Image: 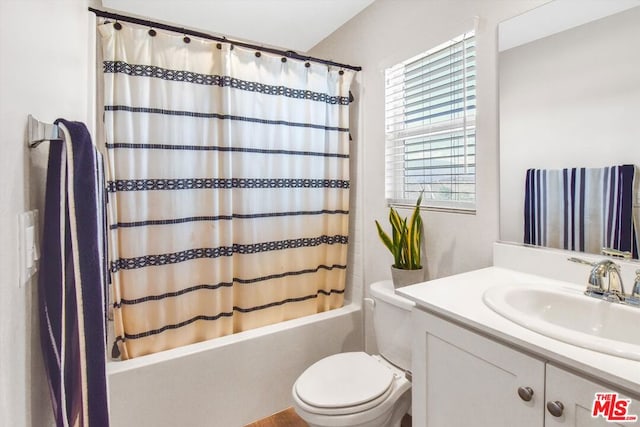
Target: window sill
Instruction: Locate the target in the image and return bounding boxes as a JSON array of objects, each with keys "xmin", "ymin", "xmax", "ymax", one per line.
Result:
[{"xmin": 388, "ymin": 202, "xmax": 476, "ymax": 215}]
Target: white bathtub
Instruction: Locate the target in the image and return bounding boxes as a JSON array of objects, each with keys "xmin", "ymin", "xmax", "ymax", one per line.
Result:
[{"xmin": 107, "ymin": 304, "xmax": 363, "ymax": 427}]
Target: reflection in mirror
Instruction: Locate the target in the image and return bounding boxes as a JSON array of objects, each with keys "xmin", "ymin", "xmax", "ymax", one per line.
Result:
[{"xmin": 498, "ymin": 1, "xmax": 640, "ymax": 258}]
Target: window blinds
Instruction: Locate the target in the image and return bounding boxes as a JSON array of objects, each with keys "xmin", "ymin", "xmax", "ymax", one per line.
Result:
[{"xmin": 384, "ymin": 31, "xmax": 476, "ymax": 211}]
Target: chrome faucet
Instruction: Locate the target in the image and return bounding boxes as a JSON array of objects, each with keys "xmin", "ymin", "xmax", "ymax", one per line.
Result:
[
  {"xmin": 597, "ymin": 260, "xmax": 624, "ymax": 302},
  {"xmin": 568, "ymin": 258, "xmax": 625, "ymax": 302}
]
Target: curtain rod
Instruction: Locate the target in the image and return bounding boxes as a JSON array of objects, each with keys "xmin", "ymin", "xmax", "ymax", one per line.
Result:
[{"xmin": 88, "ymin": 7, "xmax": 362, "ymax": 72}]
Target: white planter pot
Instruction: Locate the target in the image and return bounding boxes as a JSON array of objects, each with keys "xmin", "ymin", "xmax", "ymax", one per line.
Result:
[{"xmin": 391, "ymin": 266, "xmax": 425, "ymax": 288}]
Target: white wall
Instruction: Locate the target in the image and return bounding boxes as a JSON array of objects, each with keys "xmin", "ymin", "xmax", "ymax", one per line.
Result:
[
  {"xmin": 0, "ymin": 1, "xmax": 95, "ymax": 425},
  {"xmin": 499, "ymin": 6, "xmax": 640, "ymax": 244},
  {"xmin": 309, "ymin": 0, "xmax": 548, "ymax": 350}
]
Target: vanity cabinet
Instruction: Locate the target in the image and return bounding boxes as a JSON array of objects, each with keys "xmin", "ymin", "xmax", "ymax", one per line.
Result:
[
  {"xmin": 545, "ymin": 364, "xmax": 638, "ymax": 427},
  {"xmin": 412, "ymin": 309, "xmax": 640, "ymax": 427}
]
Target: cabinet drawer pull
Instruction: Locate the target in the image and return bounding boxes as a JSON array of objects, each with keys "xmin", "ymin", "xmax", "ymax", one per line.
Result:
[
  {"xmin": 517, "ymin": 386, "xmax": 534, "ymax": 402},
  {"xmin": 546, "ymin": 401, "xmax": 564, "ymax": 417}
]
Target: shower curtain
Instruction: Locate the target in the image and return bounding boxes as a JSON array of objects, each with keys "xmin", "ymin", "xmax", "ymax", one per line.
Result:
[{"xmin": 98, "ymin": 22, "xmax": 354, "ymax": 359}]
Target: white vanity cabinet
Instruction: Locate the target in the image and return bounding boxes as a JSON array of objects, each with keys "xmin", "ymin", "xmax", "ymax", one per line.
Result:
[
  {"xmin": 545, "ymin": 364, "xmax": 639, "ymax": 427},
  {"xmin": 412, "ymin": 309, "xmax": 640, "ymax": 427},
  {"xmin": 412, "ymin": 309, "xmax": 544, "ymax": 427}
]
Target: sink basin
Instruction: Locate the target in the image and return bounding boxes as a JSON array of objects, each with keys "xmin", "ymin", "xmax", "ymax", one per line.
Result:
[{"xmin": 483, "ymin": 284, "xmax": 640, "ymax": 360}]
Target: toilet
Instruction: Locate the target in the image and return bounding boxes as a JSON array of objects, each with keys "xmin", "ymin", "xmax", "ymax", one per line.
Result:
[{"xmin": 292, "ymin": 280, "xmax": 415, "ymax": 427}]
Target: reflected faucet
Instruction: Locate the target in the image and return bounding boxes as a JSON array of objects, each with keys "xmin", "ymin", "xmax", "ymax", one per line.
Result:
[{"xmin": 568, "ymin": 258, "xmax": 625, "ymax": 302}]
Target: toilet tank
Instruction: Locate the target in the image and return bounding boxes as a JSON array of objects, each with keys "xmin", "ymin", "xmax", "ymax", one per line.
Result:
[{"xmin": 370, "ymin": 280, "xmax": 415, "ymax": 371}]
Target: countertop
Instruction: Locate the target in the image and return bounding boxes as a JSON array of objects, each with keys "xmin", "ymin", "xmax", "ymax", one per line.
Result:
[{"xmin": 397, "ymin": 266, "xmax": 640, "ymax": 396}]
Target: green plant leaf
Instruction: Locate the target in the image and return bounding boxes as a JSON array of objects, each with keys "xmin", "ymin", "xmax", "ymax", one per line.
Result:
[
  {"xmin": 389, "ymin": 208, "xmax": 403, "ymax": 237},
  {"xmin": 374, "ymin": 220, "xmax": 394, "ymax": 254},
  {"xmin": 407, "ymin": 192, "xmax": 424, "ymax": 269},
  {"xmin": 389, "ymin": 208, "xmax": 404, "ymax": 265},
  {"xmin": 375, "ymin": 192, "xmax": 424, "ymax": 270},
  {"xmin": 409, "ymin": 215, "xmax": 423, "ymax": 269},
  {"xmin": 397, "ymin": 218, "xmax": 408, "ymax": 268}
]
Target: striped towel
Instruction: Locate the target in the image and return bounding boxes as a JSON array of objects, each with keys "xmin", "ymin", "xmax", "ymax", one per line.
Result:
[
  {"xmin": 524, "ymin": 165, "xmax": 638, "ymax": 258},
  {"xmin": 38, "ymin": 119, "xmax": 110, "ymax": 426}
]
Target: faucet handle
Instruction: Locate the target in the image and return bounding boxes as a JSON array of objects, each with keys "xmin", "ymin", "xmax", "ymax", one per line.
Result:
[
  {"xmin": 601, "ymin": 247, "xmax": 633, "ymax": 259},
  {"xmin": 568, "ymin": 257, "xmax": 596, "ymax": 266}
]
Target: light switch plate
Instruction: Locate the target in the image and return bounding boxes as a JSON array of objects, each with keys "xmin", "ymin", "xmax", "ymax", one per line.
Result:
[{"xmin": 18, "ymin": 210, "xmax": 39, "ymax": 287}]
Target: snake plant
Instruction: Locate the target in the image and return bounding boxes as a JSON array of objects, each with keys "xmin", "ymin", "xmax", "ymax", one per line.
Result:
[{"xmin": 374, "ymin": 193, "xmax": 424, "ymax": 270}]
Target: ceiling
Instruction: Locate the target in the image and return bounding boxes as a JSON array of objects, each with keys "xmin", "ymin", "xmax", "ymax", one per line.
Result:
[
  {"xmin": 101, "ymin": 0, "xmax": 376, "ymax": 52},
  {"xmin": 499, "ymin": 0, "xmax": 640, "ymax": 51}
]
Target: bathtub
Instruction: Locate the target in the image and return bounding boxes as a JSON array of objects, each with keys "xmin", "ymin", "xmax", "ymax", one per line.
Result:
[{"xmin": 107, "ymin": 303, "xmax": 363, "ymax": 427}]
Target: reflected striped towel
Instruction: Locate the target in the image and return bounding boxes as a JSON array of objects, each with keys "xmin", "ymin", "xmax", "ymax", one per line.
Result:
[
  {"xmin": 38, "ymin": 119, "xmax": 110, "ymax": 426},
  {"xmin": 524, "ymin": 165, "xmax": 638, "ymax": 258}
]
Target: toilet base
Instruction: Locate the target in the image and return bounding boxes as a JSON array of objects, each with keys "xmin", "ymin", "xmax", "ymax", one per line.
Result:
[{"xmin": 293, "ymin": 388, "xmax": 410, "ymax": 427}]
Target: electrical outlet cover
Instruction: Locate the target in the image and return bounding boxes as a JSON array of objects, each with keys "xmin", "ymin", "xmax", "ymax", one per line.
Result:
[{"xmin": 18, "ymin": 210, "xmax": 39, "ymax": 287}]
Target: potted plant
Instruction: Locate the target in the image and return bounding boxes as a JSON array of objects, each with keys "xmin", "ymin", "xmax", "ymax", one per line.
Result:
[{"xmin": 375, "ymin": 193, "xmax": 425, "ymax": 288}]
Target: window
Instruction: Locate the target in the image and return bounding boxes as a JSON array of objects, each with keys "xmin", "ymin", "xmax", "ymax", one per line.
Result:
[{"xmin": 384, "ymin": 31, "xmax": 476, "ymax": 212}]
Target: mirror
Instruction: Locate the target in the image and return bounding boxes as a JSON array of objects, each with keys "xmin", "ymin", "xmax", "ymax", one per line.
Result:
[{"xmin": 498, "ymin": 0, "xmax": 640, "ymax": 257}]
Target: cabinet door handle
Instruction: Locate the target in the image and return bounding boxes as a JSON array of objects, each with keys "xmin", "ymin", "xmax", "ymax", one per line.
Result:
[
  {"xmin": 546, "ymin": 401, "xmax": 564, "ymax": 417},
  {"xmin": 517, "ymin": 386, "xmax": 534, "ymax": 402}
]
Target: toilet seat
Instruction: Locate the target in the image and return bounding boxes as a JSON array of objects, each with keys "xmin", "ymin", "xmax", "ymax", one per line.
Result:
[{"xmin": 293, "ymin": 352, "xmax": 401, "ymax": 416}]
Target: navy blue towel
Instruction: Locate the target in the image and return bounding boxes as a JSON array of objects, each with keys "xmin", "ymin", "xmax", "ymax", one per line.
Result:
[
  {"xmin": 38, "ymin": 119, "xmax": 110, "ymax": 426},
  {"xmin": 524, "ymin": 165, "xmax": 637, "ymax": 258}
]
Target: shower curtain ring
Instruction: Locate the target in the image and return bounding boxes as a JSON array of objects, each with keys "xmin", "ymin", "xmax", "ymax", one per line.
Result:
[{"xmin": 181, "ymin": 28, "xmax": 191, "ymax": 43}]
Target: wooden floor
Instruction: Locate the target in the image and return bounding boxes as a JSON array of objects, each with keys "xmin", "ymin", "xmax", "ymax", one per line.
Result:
[
  {"xmin": 245, "ymin": 407, "xmax": 412, "ymax": 427},
  {"xmin": 245, "ymin": 408, "xmax": 306, "ymax": 427}
]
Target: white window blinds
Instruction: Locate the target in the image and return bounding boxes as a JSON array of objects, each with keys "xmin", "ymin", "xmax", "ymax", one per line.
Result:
[{"xmin": 384, "ymin": 31, "xmax": 476, "ymax": 212}]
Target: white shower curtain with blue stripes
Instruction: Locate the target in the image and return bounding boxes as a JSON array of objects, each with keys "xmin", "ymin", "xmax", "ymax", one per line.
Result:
[{"xmin": 98, "ymin": 22, "xmax": 354, "ymax": 359}]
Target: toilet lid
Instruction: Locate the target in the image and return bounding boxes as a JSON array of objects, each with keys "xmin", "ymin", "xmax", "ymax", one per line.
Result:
[{"xmin": 294, "ymin": 352, "xmax": 394, "ymax": 409}]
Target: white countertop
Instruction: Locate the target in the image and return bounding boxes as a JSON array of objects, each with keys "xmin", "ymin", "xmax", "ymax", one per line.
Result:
[{"xmin": 397, "ymin": 265, "xmax": 640, "ymax": 396}]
